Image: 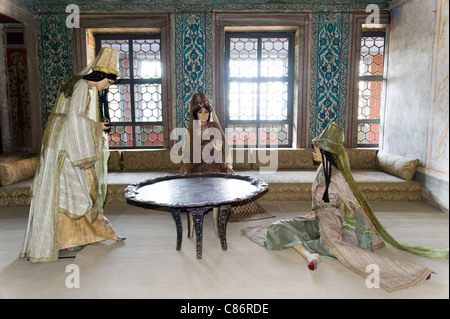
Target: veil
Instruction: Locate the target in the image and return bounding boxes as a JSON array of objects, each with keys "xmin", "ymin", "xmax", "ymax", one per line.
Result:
[
  {"xmin": 313, "ymin": 122, "xmax": 448, "ymax": 259},
  {"xmin": 333, "ymin": 145, "xmax": 448, "ymax": 259},
  {"xmin": 181, "ymin": 93, "xmax": 232, "ymax": 174}
]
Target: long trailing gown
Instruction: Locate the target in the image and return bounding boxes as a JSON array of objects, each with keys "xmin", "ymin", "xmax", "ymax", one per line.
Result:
[
  {"xmin": 242, "ymin": 167, "xmax": 433, "ymax": 292},
  {"xmin": 20, "ymin": 79, "xmax": 118, "ymax": 262}
]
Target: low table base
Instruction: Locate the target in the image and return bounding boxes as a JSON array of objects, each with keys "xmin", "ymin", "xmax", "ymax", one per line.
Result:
[{"xmin": 171, "ymin": 204, "xmax": 231, "ymax": 259}]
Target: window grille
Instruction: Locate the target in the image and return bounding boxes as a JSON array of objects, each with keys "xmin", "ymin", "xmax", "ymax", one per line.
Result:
[
  {"xmin": 96, "ymin": 35, "xmax": 163, "ymax": 148},
  {"xmin": 357, "ymin": 31, "xmax": 385, "ymax": 147},
  {"xmin": 225, "ymin": 33, "xmax": 294, "ymax": 148}
]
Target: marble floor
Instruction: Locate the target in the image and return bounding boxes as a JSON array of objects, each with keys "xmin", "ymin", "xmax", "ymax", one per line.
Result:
[{"xmin": 0, "ymin": 201, "xmax": 448, "ymax": 300}]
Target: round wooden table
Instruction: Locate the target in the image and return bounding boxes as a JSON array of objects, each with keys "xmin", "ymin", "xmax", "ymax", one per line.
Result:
[{"xmin": 125, "ymin": 172, "xmax": 268, "ymax": 259}]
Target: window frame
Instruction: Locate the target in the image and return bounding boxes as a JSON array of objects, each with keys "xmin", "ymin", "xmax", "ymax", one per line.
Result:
[
  {"xmin": 224, "ymin": 31, "xmax": 295, "ymax": 148},
  {"xmin": 357, "ymin": 30, "xmax": 386, "ymax": 148},
  {"xmin": 95, "ymin": 33, "xmax": 164, "ymax": 149}
]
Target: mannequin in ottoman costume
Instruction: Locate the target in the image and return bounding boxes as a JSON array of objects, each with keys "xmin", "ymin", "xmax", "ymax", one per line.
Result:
[
  {"xmin": 180, "ymin": 93, "xmax": 270, "ymax": 231},
  {"xmin": 20, "ymin": 47, "xmax": 125, "ymax": 263},
  {"xmin": 242, "ymin": 123, "xmax": 448, "ymax": 292}
]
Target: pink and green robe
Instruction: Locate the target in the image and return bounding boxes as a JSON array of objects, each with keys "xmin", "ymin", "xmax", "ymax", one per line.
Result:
[{"xmin": 242, "ymin": 168, "xmax": 433, "ymax": 292}]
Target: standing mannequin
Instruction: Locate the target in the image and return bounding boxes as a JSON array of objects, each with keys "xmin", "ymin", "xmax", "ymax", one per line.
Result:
[{"xmin": 20, "ymin": 48, "xmax": 125, "ymax": 262}]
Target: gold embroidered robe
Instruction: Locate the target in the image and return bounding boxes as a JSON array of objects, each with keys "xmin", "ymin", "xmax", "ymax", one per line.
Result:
[{"xmin": 20, "ymin": 79, "xmax": 116, "ymax": 262}]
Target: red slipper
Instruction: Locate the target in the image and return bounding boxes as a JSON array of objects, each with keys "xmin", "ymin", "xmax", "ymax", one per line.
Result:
[
  {"xmin": 307, "ymin": 254, "xmax": 320, "ymax": 271},
  {"xmin": 308, "ymin": 259, "xmax": 318, "ymax": 270}
]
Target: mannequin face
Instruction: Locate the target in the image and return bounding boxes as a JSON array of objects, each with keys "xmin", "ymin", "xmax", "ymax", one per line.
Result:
[
  {"xmin": 197, "ymin": 107, "xmax": 210, "ymax": 124},
  {"xmin": 88, "ymin": 78, "xmax": 115, "ymax": 91},
  {"xmin": 313, "ymin": 146, "xmax": 322, "ymax": 162}
]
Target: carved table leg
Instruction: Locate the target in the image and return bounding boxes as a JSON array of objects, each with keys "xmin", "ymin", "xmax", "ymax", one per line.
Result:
[
  {"xmin": 212, "ymin": 207, "xmax": 219, "ymax": 238},
  {"xmin": 187, "ymin": 213, "xmax": 194, "ymax": 239},
  {"xmin": 186, "ymin": 207, "xmax": 211, "ymax": 259},
  {"xmin": 171, "ymin": 208, "xmax": 182, "ymax": 251},
  {"xmin": 218, "ymin": 204, "xmax": 231, "ymax": 251}
]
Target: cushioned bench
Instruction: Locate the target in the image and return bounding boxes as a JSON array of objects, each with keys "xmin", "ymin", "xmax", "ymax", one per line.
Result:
[{"xmin": 0, "ymin": 148, "xmax": 421, "ymax": 207}]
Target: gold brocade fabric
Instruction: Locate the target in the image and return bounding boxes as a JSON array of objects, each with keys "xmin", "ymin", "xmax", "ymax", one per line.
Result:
[
  {"xmin": 19, "ymin": 49, "xmax": 120, "ymax": 262},
  {"xmin": 0, "ymin": 156, "xmax": 38, "ymax": 186},
  {"xmin": 58, "ymin": 210, "xmax": 116, "ymax": 250},
  {"xmin": 58, "ymin": 168, "xmax": 116, "ymax": 250}
]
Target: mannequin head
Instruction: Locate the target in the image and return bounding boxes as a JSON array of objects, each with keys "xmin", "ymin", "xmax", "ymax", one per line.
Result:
[{"xmin": 193, "ymin": 106, "xmax": 211, "ymax": 123}]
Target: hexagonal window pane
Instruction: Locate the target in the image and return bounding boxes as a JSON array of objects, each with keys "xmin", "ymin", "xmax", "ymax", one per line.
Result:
[
  {"xmin": 259, "ymin": 124, "xmax": 289, "ymax": 146},
  {"xmin": 108, "ymin": 84, "xmax": 132, "ymax": 122},
  {"xmin": 229, "ymin": 38, "xmax": 258, "ymax": 78},
  {"xmin": 99, "ymin": 35, "xmax": 164, "ymax": 148},
  {"xmin": 357, "ymin": 122, "xmax": 380, "ymax": 145},
  {"xmin": 358, "ymin": 81, "xmax": 382, "ymax": 120},
  {"xmin": 134, "ymin": 84, "xmax": 162, "ymax": 122},
  {"xmin": 261, "ymin": 37, "xmax": 289, "ymax": 77},
  {"xmin": 133, "ymin": 39, "xmax": 161, "ymax": 79},
  {"xmin": 359, "ymin": 36, "xmax": 384, "ymax": 76},
  {"xmin": 226, "ymin": 124, "xmax": 257, "ymax": 147}
]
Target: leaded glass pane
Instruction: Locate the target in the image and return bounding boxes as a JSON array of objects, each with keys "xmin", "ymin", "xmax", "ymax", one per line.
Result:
[
  {"xmin": 108, "ymin": 84, "xmax": 131, "ymax": 122},
  {"xmin": 259, "ymin": 124, "xmax": 289, "ymax": 146},
  {"xmin": 109, "ymin": 125, "xmax": 134, "ymax": 147},
  {"xmin": 260, "ymin": 82, "xmax": 288, "ymax": 121},
  {"xmin": 100, "ymin": 35, "xmax": 164, "ymax": 148},
  {"xmin": 134, "ymin": 84, "xmax": 162, "ymax": 122},
  {"xmin": 101, "ymin": 39, "xmax": 130, "ymax": 79},
  {"xmin": 358, "ymin": 81, "xmax": 382, "ymax": 120},
  {"xmin": 357, "ymin": 122, "xmax": 380, "ymax": 145},
  {"xmin": 227, "ymin": 124, "xmax": 257, "ymax": 147},
  {"xmin": 228, "ymin": 82, "xmax": 258, "ymax": 121},
  {"xmin": 133, "ymin": 39, "xmax": 161, "ymax": 79},
  {"xmin": 360, "ymin": 36, "xmax": 384, "ymax": 76},
  {"xmin": 357, "ymin": 31, "xmax": 385, "ymax": 147},
  {"xmin": 226, "ymin": 33, "xmax": 293, "ymax": 147},
  {"xmin": 135, "ymin": 125, "xmax": 164, "ymax": 147},
  {"xmin": 229, "ymin": 38, "xmax": 258, "ymax": 78},
  {"xmin": 261, "ymin": 37, "xmax": 289, "ymax": 77}
]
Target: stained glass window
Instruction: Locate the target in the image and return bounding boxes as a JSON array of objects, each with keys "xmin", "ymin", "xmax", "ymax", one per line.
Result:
[
  {"xmin": 225, "ymin": 33, "xmax": 294, "ymax": 147},
  {"xmin": 358, "ymin": 32, "xmax": 385, "ymax": 147},
  {"xmin": 96, "ymin": 35, "xmax": 163, "ymax": 148}
]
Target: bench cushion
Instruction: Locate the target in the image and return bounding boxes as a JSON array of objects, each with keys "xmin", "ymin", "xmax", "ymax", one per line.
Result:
[
  {"xmin": 0, "ymin": 156, "xmax": 38, "ymax": 187},
  {"xmin": 253, "ymin": 149, "xmax": 315, "ymax": 170},
  {"xmin": 122, "ymin": 149, "xmax": 181, "ymax": 171},
  {"xmin": 375, "ymin": 151, "xmax": 419, "ymax": 181},
  {"xmin": 346, "ymin": 148, "xmax": 378, "ymax": 169},
  {"xmin": 0, "ymin": 148, "xmax": 423, "ymax": 206}
]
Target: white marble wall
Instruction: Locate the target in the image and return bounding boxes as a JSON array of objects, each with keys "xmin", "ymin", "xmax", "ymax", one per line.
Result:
[{"xmin": 385, "ymin": 0, "xmax": 449, "ymax": 210}]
